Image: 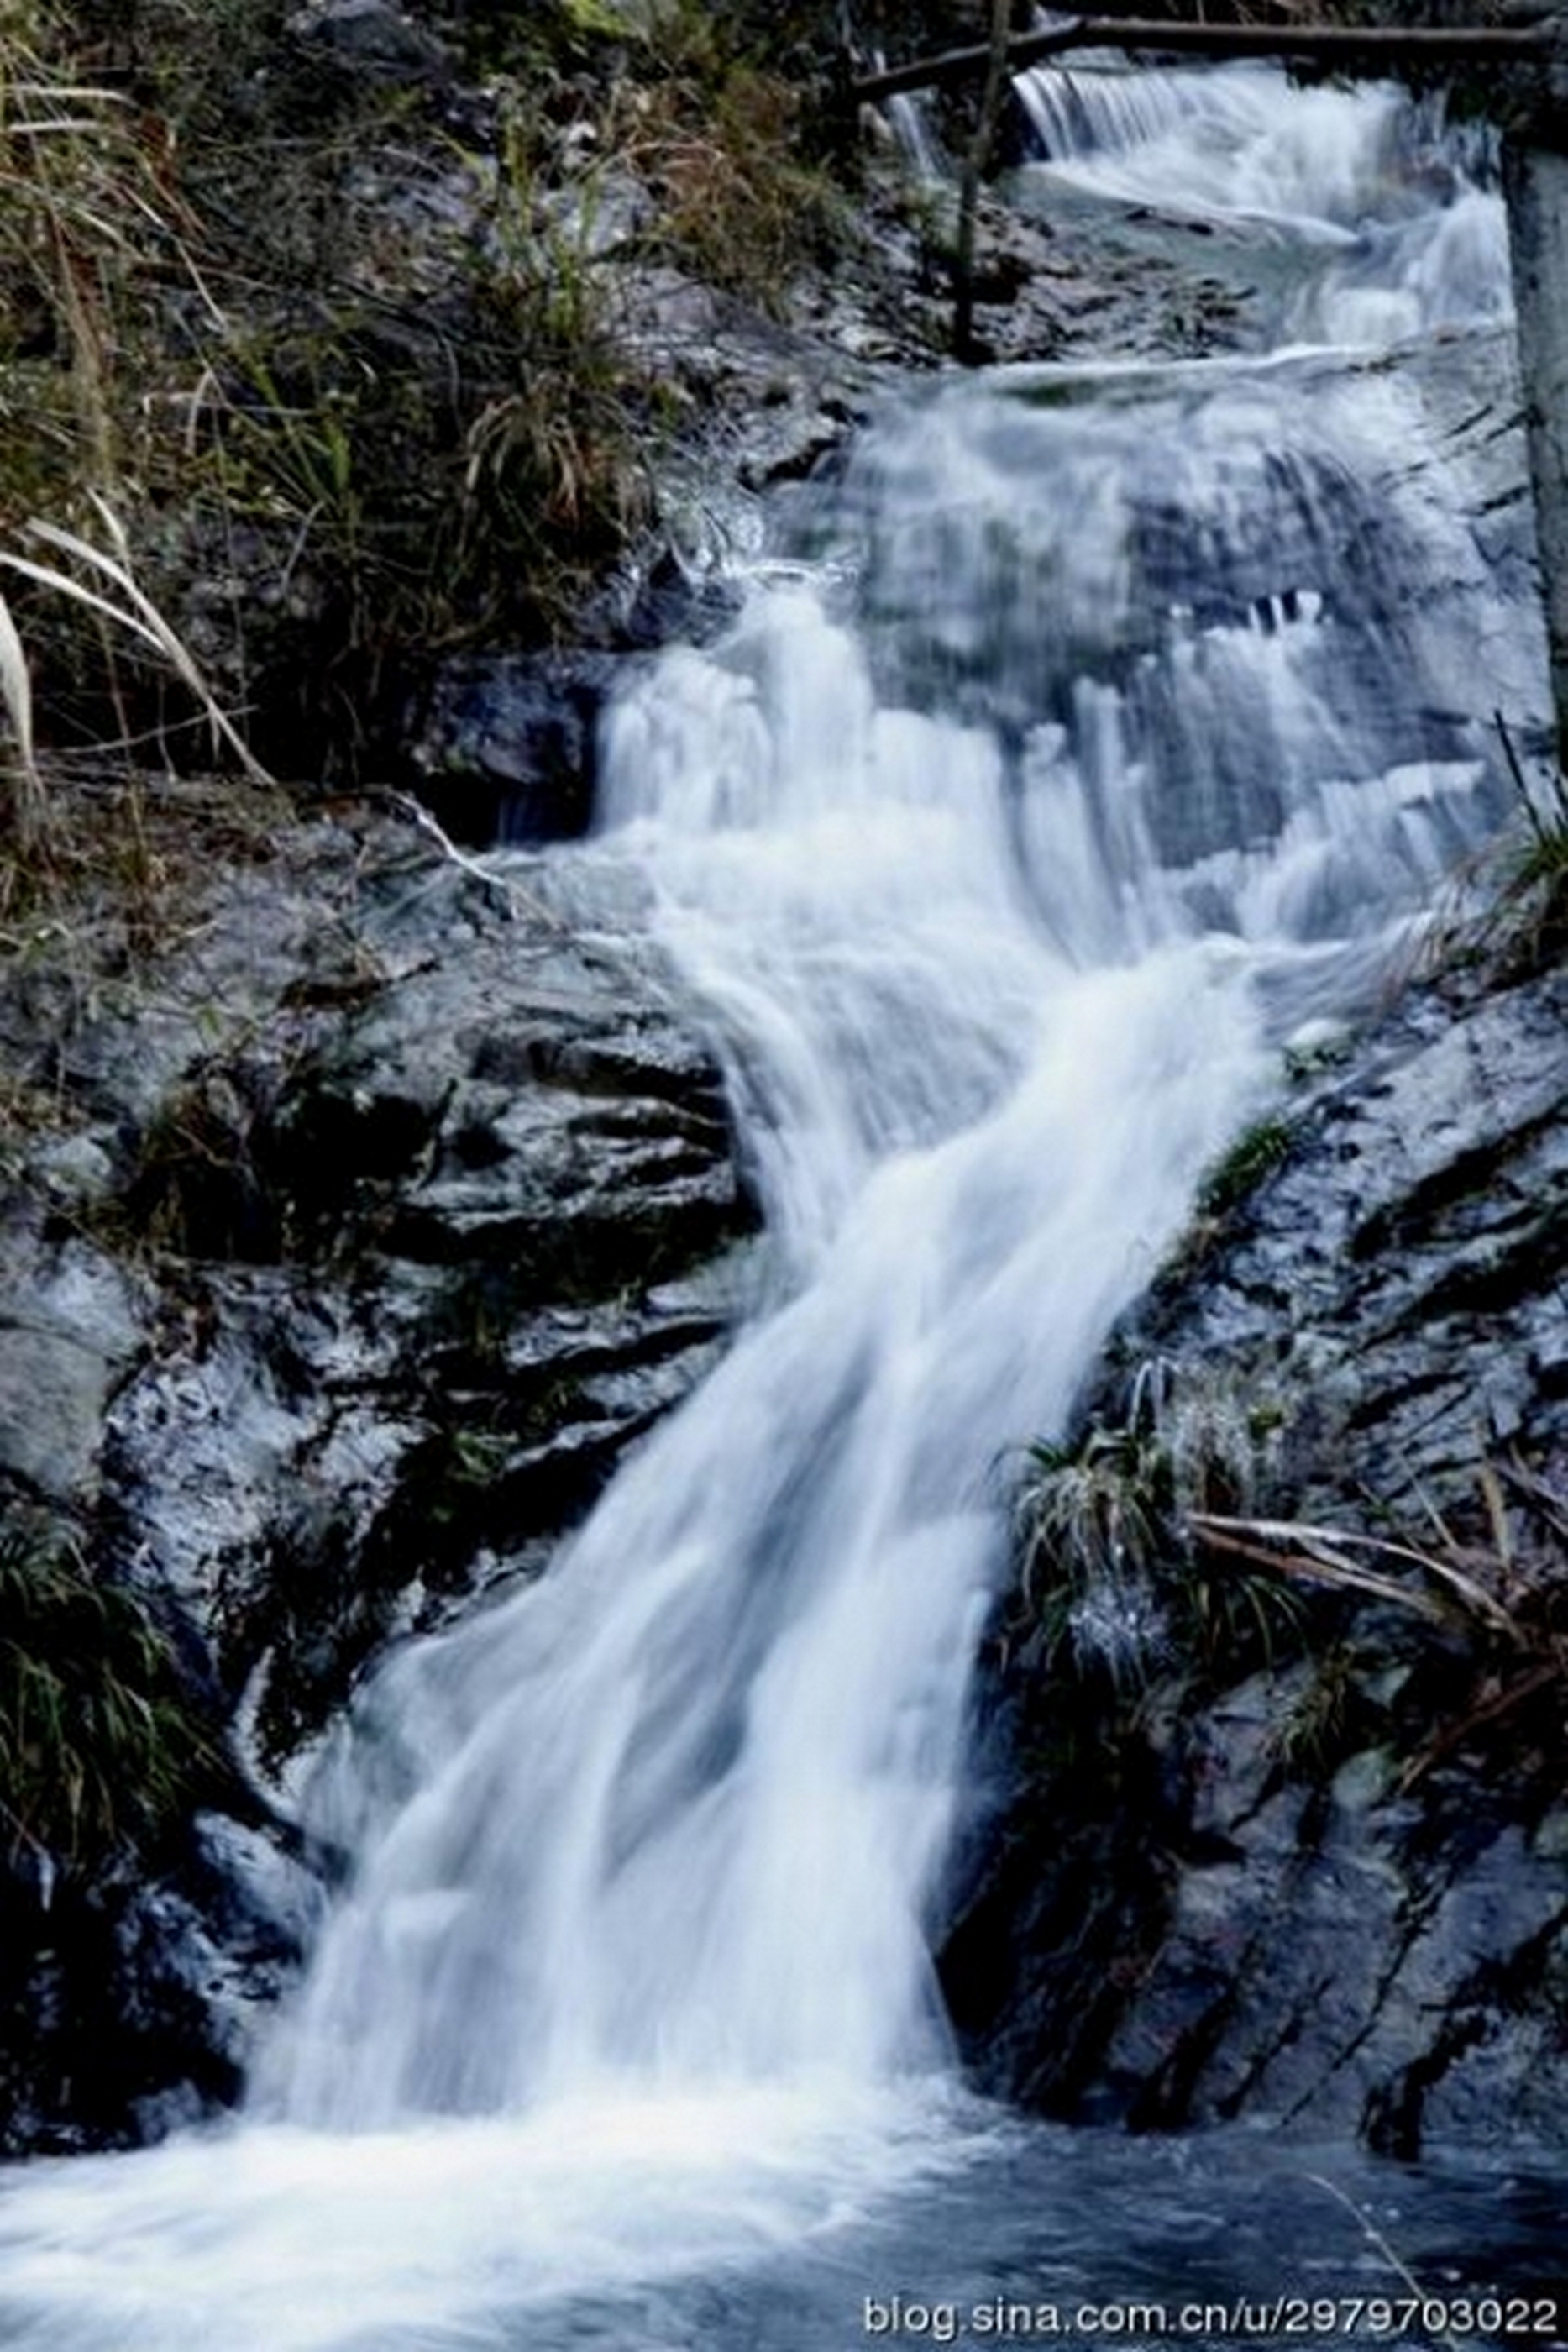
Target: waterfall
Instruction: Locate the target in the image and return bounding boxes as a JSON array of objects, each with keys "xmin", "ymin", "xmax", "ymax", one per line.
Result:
[
  {"xmin": 1014, "ymin": 55, "xmax": 1510, "ymax": 344},
  {"xmin": 260, "ymin": 310, "xmax": 1538, "ymax": 2134},
  {"xmin": 0, "ymin": 63, "xmax": 1548, "ymax": 2352},
  {"xmin": 263, "ymin": 612, "xmax": 1277, "ymax": 2129}
]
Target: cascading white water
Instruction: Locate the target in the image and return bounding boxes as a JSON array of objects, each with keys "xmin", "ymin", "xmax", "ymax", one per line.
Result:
[
  {"xmin": 1014, "ymin": 55, "xmax": 1508, "ymax": 343},
  {"xmin": 260, "ymin": 333, "xmax": 1537, "ymax": 2139},
  {"xmin": 263, "ymin": 600, "xmax": 1281, "ymax": 2134},
  {"xmin": 0, "ymin": 64, "xmax": 1550, "ymax": 2352}
]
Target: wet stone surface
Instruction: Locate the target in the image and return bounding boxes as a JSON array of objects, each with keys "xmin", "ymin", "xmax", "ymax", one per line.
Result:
[
  {"xmin": 0, "ymin": 806, "xmax": 753, "ymax": 2151},
  {"xmin": 941, "ymin": 962, "xmax": 1568, "ymax": 2159}
]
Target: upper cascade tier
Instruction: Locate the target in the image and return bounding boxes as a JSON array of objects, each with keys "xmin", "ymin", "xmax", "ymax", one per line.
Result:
[{"xmin": 1014, "ymin": 55, "xmax": 1508, "ymax": 343}]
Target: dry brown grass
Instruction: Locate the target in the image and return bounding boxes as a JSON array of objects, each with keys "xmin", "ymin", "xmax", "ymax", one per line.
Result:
[{"xmin": 1190, "ymin": 1457, "xmax": 1568, "ymax": 1788}]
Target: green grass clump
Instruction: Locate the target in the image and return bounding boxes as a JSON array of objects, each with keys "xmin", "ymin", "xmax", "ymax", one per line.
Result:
[
  {"xmin": 1195, "ymin": 1115, "xmax": 1295, "ymax": 1221},
  {"xmin": 1015, "ymin": 1368, "xmax": 1301, "ymax": 1689},
  {"xmin": 0, "ymin": 1513, "xmax": 214, "ymax": 1875}
]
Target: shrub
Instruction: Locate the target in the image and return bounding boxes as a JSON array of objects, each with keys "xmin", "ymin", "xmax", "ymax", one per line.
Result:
[{"xmin": 3, "ymin": 0, "xmax": 857, "ymax": 785}]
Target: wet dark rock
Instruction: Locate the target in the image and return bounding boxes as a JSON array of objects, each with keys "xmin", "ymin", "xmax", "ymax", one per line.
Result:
[
  {"xmin": 615, "ymin": 549, "xmax": 747, "ymax": 653},
  {"xmin": 406, "ymin": 553, "xmax": 758, "ymax": 849},
  {"xmin": 943, "ymin": 961, "xmax": 1568, "ymax": 2156},
  {"xmin": 408, "ymin": 653, "xmax": 624, "ymax": 848},
  {"xmin": 1125, "ymin": 969, "xmax": 1568, "ymax": 1510},
  {"xmin": 0, "ymin": 805, "xmax": 752, "ymax": 2151},
  {"xmin": 94, "ymin": 827, "xmax": 754, "ymax": 1762},
  {"xmin": 0, "ymin": 1879, "xmax": 220, "ymax": 2155},
  {"xmin": 286, "ymin": 0, "xmax": 450, "ymax": 84},
  {"xmin": 0, "ymin": 1226, "xmax": 144, "ymax": 1504}
]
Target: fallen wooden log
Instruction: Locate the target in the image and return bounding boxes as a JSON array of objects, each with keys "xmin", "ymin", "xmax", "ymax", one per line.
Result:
[{"xmin": 850, "ymin": 17, "xmax": 1555, "ymax": 107}]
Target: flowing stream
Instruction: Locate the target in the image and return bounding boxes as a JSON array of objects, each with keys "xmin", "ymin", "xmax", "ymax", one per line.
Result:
[{"xmin": 0, "ymin": 60, "xmax": 1560, "ymax": 2352}]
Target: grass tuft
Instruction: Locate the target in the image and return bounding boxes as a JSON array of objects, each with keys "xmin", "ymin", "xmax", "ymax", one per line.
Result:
[
  {"xmin": 1015, "ymin": 1365, "xmax": 1301, "ymax": 1687},
  {"xmin": 1195, "ymin": 1114, "xmax": 1296, "ymax": 1221},
  {"xmin": 0, "ymin": 1509, "xmax": 216, "ymax": 1877},
  {"xmin": 0, "ymin": 581, "xmax": 47, "ymax": 848},
  {"xmin": 3, "ymin": 503, "xmax": 275, "ymax": 787}
]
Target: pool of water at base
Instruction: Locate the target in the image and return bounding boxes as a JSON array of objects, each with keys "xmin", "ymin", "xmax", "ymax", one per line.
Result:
[
  {"xmin": 439, "ymin": 2121, "xmax": 1567, "ymax": 2352},
  {"xmin": 3, "ymin": 2096, "xmax": 1563, "ymax": 2350}
]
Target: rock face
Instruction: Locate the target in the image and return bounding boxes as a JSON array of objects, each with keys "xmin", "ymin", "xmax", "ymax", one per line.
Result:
[
  {"xmin": 941, "ymin": 958, "xmax": 1568, "ymax": 2158},
  {"xmin": 0, "ymin": 803, "xmax": 753, "ymax": 2152}
]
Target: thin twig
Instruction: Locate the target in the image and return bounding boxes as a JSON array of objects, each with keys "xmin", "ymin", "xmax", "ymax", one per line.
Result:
[
  {"xmin": 1397, "ymin": 1661, "xmax": 1562, "ymax": 1794},
  {"xmin": 1190, "ymin": 1513, "xmax": 1525, "ymax": 1637},
  {"xmin": 378, "ymin": 790, "xmax": 568, "ymax": 932},
  {"xmin": 1495, "ymin": 708, "xmax": 1550, "ymax": 847},
  {"xmin": 1190, "ymin": 1517, "xmax": 1454, "ymax": 1626},
  {"xmin": 1304, "ymin": 2176, "xmax": 1462, "ymax": 2352}
]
